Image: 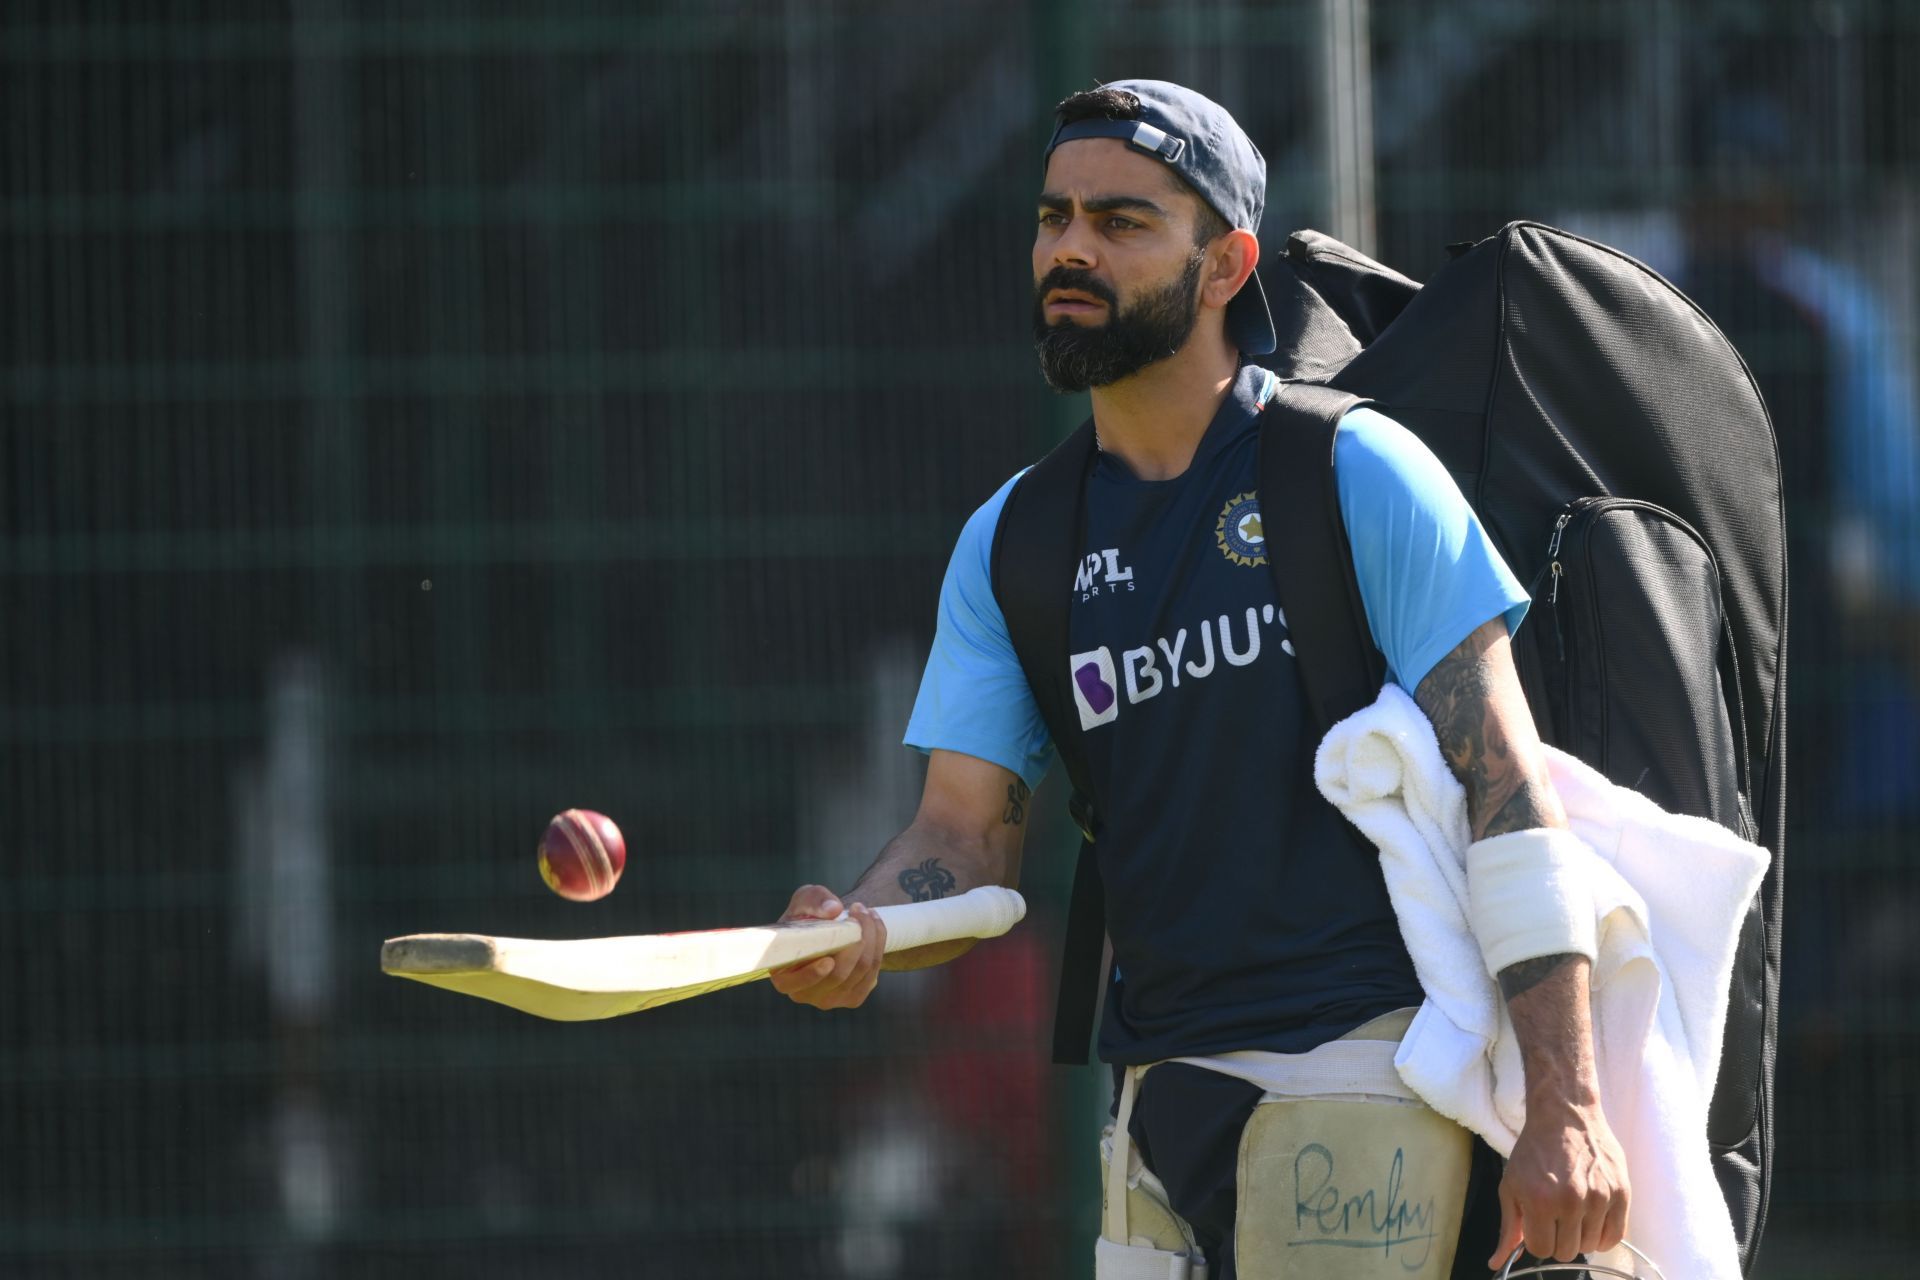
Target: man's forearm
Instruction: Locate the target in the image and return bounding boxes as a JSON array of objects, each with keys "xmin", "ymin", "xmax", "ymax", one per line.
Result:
[
  {"xmin": 843, "ymin": 811, "xmax": 1020, "ymax": 971},
  {"xmin": 1414, "ymin": 620, "xmax": 1567, "ymax": 841},
  {"xmin": 1492, "ymin": 949, "xmax": 1627, "ymax": 1264},
  {"xmin": 1415, "ymin": 622, "xmax": 1597, "ymax": 1107},
  {"xmin": 1501, "ymin": 953, "xmax": 1601, "ymax": 1109}
]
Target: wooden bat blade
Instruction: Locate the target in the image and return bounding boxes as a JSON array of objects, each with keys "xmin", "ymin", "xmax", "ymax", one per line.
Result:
[
  {"xmin": 380, "ymin": 917, "xmax": 859, "ymax": 1021},
  {"xmin": 380, "ymin": 886, "xmax": 1025, "ymax": 1021}
]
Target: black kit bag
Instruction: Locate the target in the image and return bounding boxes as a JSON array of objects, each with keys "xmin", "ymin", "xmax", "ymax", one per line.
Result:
[{"xmin": 992, "ymin": 222, "xmax": 1786, "ymax": 1273}]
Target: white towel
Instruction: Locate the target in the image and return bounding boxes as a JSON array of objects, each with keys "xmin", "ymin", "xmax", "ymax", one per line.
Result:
[{"xmin": 1315, "ymin": 683, "xmax": 1768, "ymax": 1280}]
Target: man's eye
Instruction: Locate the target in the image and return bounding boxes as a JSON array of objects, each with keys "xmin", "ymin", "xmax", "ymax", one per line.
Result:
[
  {"xmin": 1039, "ymin": 212, "xmax": 1067, "ymax": 226},
  {"xmin": 1107, "ymin": 217, "xmax": 1138, "ymax": 230}
]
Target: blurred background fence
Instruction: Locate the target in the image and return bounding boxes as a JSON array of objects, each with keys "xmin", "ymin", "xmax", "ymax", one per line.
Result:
[{"xmin": 3, "ymin": 2, "xmax": 1917, "ymax": 1276}]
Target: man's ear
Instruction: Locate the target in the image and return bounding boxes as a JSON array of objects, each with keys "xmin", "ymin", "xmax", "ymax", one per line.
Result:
[{"xmin": 1201, "ymin": 228, "xmax": 1261, "ymax": 311}]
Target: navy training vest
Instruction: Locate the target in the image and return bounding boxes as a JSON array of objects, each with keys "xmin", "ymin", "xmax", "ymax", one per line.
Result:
[{"xmin": 1056, "ymin": 364, "xmax": 1420, "ymax": 1064}]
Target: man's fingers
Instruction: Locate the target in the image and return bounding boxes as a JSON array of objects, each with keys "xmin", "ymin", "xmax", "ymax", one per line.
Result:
[
  {"xmin": 1597, "ymin": 1187, "xmax": 1630, "ymax": 1254},
  {"xmin": 825, "ymin": 921, "xmax": 865, "ymax": 986},
  {"xmin": 1494, "ymin": 1100, "xmax": 1629, "ymax": 1269},
  {"xmin": 860, "ymin": 904, "xmax": 887, "ymax": 972},
  {"xmin": 768, "ymin": 956, "xmax": 835, "ymax": 995},
  {"xmin": 780, "ymin": 884, "xmax": 845, "ymax": 922},
  {"xmin": 1578, "ymin": 1191, "xmax": 1611, "ymax": 1257},
  {"xmin": 1488, "ymin": 1188, "xmax": 1524, "ymax": 1271},
  {"xmin": 774, "ymin": 952, "xmax": 852, "ymax": 1005},
  {"xmin": 772, "ymin": 902, "xmax": 888, "ymax": 1009},
  {"xmin": 1524, "ymin": 1214, "xmax": 1560, "ymax": 1267},
  {"xmin": 1566, "ymin": 1181, "xmax": 1623, "ymax": 1261},
  {"xmin": 1549, "ymin": 1210, "xmax": 1581, "ymax": 1263},
  {"xmin": 862, "ymin": 909, "xmax": 887, "ymax": 1001},
  {"xmin": 1492, "ymin": 1167, "xmax": 1628, "ymax": 1269},
  {"xmin": 832, "ymin": 905, "xmax": 884, "ymax": 1009},
  {"xmin": 1511, "ymin": 1184, "xmax": 1560, "ymax": 1265}
]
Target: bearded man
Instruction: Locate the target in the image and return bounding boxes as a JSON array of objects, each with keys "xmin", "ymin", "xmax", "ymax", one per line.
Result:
[{"xmin": 773, "ymin": 80, "xmax": 1629, "ymax": 1280}]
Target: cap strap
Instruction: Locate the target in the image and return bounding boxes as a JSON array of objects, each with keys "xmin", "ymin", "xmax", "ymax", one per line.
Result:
[{"xmin": 1045, "ymin": 118, "xmax": 1187, "ymax": 165}]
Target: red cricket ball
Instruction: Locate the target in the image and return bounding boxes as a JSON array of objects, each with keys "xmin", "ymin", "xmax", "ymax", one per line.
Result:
[{"xmin": 538, "ymin": 809, "xmax": 627, "ymax": 902}]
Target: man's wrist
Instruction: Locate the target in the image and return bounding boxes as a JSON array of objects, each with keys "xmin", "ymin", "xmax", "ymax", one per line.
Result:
[
  {"xmin": 1497, "ymin": 950, "xmax": 1580, "ymax": 1002},
  {"xmin": 1523, "ymin": 1071, "xmax": 1603, "ymax": 1115}
]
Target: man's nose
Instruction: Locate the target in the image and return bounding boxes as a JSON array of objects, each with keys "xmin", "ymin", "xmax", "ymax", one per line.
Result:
[{"xmin": 1050, "ymin": 214, "xmax": 1098, "ymax": 269}]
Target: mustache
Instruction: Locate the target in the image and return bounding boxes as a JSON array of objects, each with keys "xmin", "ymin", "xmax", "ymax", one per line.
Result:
[
  {"xmin": 1031, "ymin": 252, "xmax": 1203, "ymax": 392},
  {"xmin": 1034, "ymin": 267, "xmax": 1119, "ymax": 310}
]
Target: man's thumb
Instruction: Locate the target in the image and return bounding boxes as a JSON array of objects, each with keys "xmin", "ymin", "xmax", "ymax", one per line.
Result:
[{"xmin": 782, "ymin": 884, "xmax": 844, "ymax": 921}]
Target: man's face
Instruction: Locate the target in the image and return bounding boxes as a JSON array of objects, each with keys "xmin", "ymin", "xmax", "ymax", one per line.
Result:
[{"xmin": 1032, "ymin": 138, "xmax": 1214, "ymax": 392}]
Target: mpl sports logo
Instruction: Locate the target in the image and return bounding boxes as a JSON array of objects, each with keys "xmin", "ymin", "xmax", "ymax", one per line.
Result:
[{"xmin": 1074, "ymin": 548, "xmax": 1136, "ymax": 600}]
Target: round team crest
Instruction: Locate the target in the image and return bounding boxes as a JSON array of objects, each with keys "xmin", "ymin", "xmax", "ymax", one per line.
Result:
[{"xmin": 1215, "ymin": 491, "xmax": 1267, "ymax": 566}]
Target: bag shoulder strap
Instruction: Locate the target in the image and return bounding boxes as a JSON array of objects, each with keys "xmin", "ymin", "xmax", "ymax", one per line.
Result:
[
  {"xmin": 988, "ymin": 420, "xmax": 1108, "ymax": 1065},
  {"xmin": 1258, "ymin": 383, "xmax": 1388, "ymax": 735},
  {"xmin": 990, "ymin": 418, "xmax": 1098, "ymax": 802}
]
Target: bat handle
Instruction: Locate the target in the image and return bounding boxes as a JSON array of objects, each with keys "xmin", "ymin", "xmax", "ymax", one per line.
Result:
[{"xmin": 870, "ymin": 886, "xmax": 1027, "ymax": 954}]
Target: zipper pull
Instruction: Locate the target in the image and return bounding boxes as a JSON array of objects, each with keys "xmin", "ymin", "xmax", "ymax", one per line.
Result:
[
  {"xmin": 1549, "ymin": 561, "xmax": 1565, "ymax": 661},
  {"xmin": 1546, "ymin": 511, "xmax": 1571, "ymax": 665},
  {"xmin": 1545, "ymin": 510, "xmax": 1570, "ymax": 666}
]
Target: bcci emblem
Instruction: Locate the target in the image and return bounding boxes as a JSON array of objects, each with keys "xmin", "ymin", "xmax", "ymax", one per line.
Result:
[{"xmin": 1215, "ymin": 491, "xmax": 1267, "ymax": 566}]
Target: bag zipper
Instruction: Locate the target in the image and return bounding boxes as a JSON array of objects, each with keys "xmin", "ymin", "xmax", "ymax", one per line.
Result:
[
  {"xmin": 1539, "ymin": 496, "xmax": 1734, "ymax": 782},
  {"xmin": 1546, "ymin": 510, "xmax": 1571, "ymax": 661}
]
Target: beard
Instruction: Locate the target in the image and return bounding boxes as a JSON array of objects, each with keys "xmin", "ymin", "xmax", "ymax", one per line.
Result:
[{"xmin": 1031, "ymin": 252, "xmax": 1205, "ymax": 392}]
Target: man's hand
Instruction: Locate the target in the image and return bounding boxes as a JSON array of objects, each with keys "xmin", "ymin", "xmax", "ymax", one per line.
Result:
[
  {"xmin": 767, "ymin": 885, "xmax": 887, "ymax": 1010},
  {"xmin": 768, "ymin": 751, "xmax": 1027, "ymax": 1011},
  {"xmin": 1491, "ymin": 1094, "xmax": 1631, "ymax": 1267},
  {"xmin": 1487, "ymin": 953, "xmax": 1631, "ymax": 1269}
]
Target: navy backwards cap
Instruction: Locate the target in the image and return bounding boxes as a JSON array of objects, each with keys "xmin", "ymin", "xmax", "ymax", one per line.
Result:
[{"xmin": 1044, "ymin": 79, "xmax": 1275, "ymax": 356}]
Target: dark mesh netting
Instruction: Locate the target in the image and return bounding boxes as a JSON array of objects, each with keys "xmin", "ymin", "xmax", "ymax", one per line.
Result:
[{"xmin": 4, "ymin": 3, "xmax": 1917, "ymax": 1276}]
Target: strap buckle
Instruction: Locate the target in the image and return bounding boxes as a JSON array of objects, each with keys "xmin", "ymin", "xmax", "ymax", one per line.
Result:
[
  {"xmin": 1127, "ymin": 121, "xmax": 1187, "ymax": 165},
  {"xmin": 1069, "ymin": 790, "xmax": 1097, "ymax": 843}
]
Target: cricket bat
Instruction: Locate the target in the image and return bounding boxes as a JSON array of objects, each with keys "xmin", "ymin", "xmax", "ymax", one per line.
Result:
[{"xmin": 380, "ymin": 885, "xmax": 1026, "ymax": 1021}]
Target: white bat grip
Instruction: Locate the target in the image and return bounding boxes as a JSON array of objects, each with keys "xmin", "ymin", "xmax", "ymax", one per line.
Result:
[{"xmin": 870, "ymin": 886, "xmax": 1026, "ymax": 953}]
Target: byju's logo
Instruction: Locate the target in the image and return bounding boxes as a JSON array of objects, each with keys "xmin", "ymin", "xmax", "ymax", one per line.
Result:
[
  {"xmin": 1068, "ymin": 648, "xmax": 1119, "ymax": 730},
  {"xmin": 1074, "ymin": 549, "xmax": 1136, "ymax": 599},
  {"xmin": 1065, "ymin": 606, "xmax": 1295, "ymax": 733}
]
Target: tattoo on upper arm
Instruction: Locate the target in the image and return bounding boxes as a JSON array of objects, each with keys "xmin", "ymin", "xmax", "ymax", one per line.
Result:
[
  {"xmin": 898, "ymin": 858, "xmax": 957, "ymax": 902},
  {"xmin": 1414, "ymin": 623, "xmax": 1554, "ymax": 841},
  {"xmin": 1003, "ymin": 779, "xmax": 1030, "ymax": 826},
  {"xmin": 1498, "ymin": 952, "xmax": 1579, "ymax": 1002}
]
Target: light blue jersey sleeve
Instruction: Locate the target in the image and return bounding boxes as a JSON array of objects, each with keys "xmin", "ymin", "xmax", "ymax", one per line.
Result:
[
  {"xmin": 1336, "ymin": 407, "xmax": 1532, "ymax": 690},
  {"xmin": 903, "ymin": 471, "xmax": 1056, "ymax": 790}
]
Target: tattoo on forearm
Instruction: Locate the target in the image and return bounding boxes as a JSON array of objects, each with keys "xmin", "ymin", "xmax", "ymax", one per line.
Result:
[
  {"xmin": 1414, "ymin": 625, "xmax": 1555, "ymax": 841},
  {"xmin": 1003, "ymin": 779, "xmax": 1030, "ymax": 826},
  {"xmin": 1499, "ymin": 952, "xmax": 1579, "ymax": 1002},
  {"xmin": 897, "ymin": 857, "xmax": 957, "ymax": 902}
]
